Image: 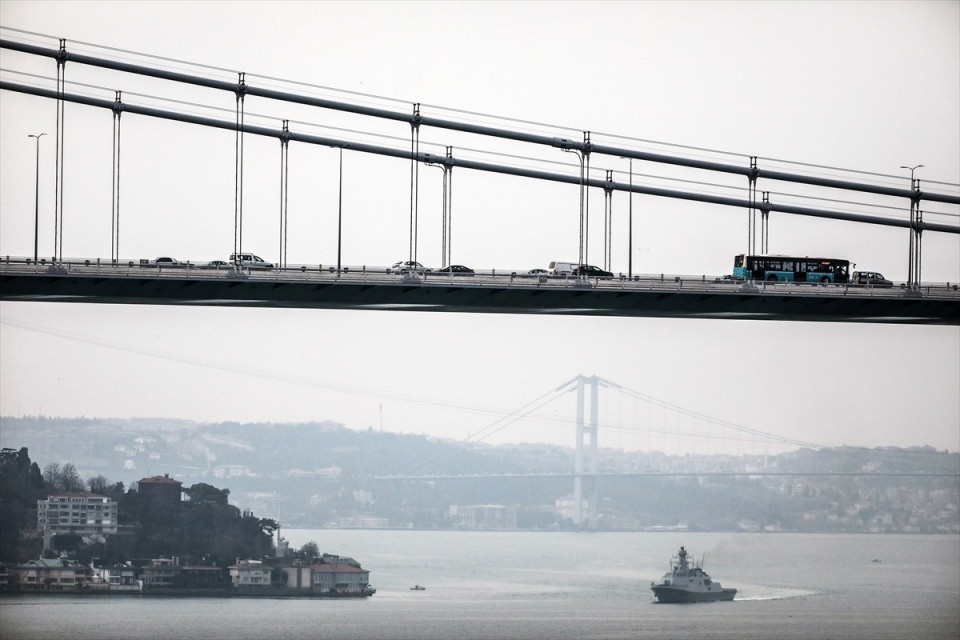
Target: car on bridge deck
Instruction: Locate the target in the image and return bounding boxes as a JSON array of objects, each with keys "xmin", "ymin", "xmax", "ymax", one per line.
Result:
[
  {"xmin": 573, "ymin": 264, "xmax": 614, "ymax": 279},
  {"xmin": 432, "ymin": 264, "xmax": 474, "ymax": 275},
  {"xmin": 389, "ymin": 260, "xmax": 428, "ymax": 274},
  {"xmin": 548, "ymin": 261, "xmax": 578, "ymax": 276},
  {"xmin": 151, "ymin": 257, "xmax": 193, "ymax": 268},
  {"xmin": 201, "ymin": 260, "xmax": 230, "ymax": 269},
  {"xmin": 512, "ymin": 268, "xmax": 549, "ymax": 282},
  {"xmin": 230, "ymin": 253, "xmax": 274, "ymax": 269},
  {"xmin": 852, "ymin": 271, "xmax": 893, "ymax": 287}
]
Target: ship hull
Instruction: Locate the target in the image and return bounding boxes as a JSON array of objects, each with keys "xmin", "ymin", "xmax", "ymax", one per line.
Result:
[{"xmin": 651, "ymin": 586, "xmax": 736, "ymax": 603}]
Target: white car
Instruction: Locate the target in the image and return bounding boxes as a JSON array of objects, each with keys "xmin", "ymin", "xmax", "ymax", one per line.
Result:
[
  {"xmin": 389, "ymin": 260, "xmax": 427, "ymax": 274},
  {"xmin": 230, "ymin": 253, "xmax": 274, "ymax": 269},
  {"xmin": 548, "ymin": 260, "xmax": 578, "ymax": 276}
]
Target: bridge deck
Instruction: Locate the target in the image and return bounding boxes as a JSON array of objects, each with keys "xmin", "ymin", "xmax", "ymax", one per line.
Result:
[{"xmin": 2, "ymin": 260, "xmax": 958, "ymax": 324}]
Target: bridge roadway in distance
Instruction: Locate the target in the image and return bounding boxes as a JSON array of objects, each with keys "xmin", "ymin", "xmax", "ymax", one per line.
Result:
[{"xmin": 1, "ymin": 258, "xmax": 958, "ymax": 325}]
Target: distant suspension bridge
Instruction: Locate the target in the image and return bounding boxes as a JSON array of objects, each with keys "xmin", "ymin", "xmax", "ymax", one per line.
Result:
[{"xmin": 375, "ymin": 375, "xmax": 960, "ymax": 528}]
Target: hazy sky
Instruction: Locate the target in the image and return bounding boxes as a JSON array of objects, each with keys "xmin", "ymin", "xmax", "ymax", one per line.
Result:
[{"xmin": 1, "ymin": 1, "xmax": 958, "ymax": 456}]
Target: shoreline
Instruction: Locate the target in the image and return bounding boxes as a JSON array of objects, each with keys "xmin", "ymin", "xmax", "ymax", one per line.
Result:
[{"xmin": 0, "ymin": 587, "xmax": 375, "ymax": 598}]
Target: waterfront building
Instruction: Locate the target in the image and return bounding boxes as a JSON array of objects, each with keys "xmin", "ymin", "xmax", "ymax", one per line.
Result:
[
  {"xmin": 36, "ymin": 493, "xmax": 118, "ymax": 550},
  {"xmin": 279, "ymin": 562, "xmax": 312, "ymax": 590},
  {"xmin": 15, "ymin": 558, "xmax": 93, "ymax": 591},
  {"xmin": 140, "ymin": 558, "xmax": 180, "ymax": 587},
  {"xmin": 3, "ymin": 555, "xmax": 374, "ymax": 597},
  {"xmin": 229, "ymin": 560, "xmax": 272, "ymax": 587},
  {"xmin": 449, "ymin": 504, "xmax": 518, "ymax": 530},
  {"xmin": 98, "ymin": 563, "xmax": 140, "ymax": 591},
  {"xmin": 310, "ymin": 561, "xmax": 371, "ymax": 594},
  {"xmin": 178, "ymin": 564, "xmax": 228, "ymax": 587}
]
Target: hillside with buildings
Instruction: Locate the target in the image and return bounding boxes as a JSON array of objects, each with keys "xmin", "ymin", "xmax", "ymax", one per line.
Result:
[
  {"xmin": 1, "ymin": 416, "xmax": 957, "ymax": 536},
  {"xmin": 0, "ymin": 447, "xmax": 374, "ymax": 596}
]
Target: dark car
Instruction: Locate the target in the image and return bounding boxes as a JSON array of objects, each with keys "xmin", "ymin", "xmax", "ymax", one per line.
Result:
[
  {"xmin": 852, "ymin": 271, "xmax": 893, "ymax": 287},
  {"xmin": 574, "ymin": 264, "xmax": 614, "ymax": 279},
  {"xmin": 153, "ymin": 256, "xmax": 193, "ymax": 268},
  {"xmin": 432, "ymin": 264, "xmax": 474, "ymax": 275}
]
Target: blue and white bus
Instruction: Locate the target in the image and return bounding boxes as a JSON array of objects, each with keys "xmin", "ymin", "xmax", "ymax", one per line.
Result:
[{"xmin": 733, "ymin": 254, "xmax": 850, "ymax": 284}]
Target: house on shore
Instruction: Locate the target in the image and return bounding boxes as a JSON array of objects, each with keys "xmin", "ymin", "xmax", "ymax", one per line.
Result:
[
  {"xmin": 140, "ymin": 557, "xmax": 229, "ymax": 590},
  {"xmin": 94, "ymin": 563, "xmax": 140, "ymax": 591},
  {"xmin": 229, "ymin": 554, "xmax": 374, "ymax": 596},
  {"xmin": 14, "ymin": 558, "xmax": 93, "ymax": 591},
  {"xmin": 229, "ymin": 559, "xmax": 272, "ymax": 586},
  {"xmin": 310, "ymin": 560, "xmax": 372, "ymax": 594},
  {"xmin": 3, "ymin": 554, "xmax": 373, "ymax": 597}
]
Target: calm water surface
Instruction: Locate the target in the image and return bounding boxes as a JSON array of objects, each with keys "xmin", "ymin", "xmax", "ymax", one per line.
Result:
[{"xmin": 2, "ymin": 531, "xmax": 957, "ymax": 640}]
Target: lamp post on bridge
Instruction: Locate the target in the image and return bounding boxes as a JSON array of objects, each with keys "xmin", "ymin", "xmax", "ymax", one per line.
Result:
[
  {"xmin": 424, "ymin": 156, "xmax": 452, "ymax": 268},
  {"xmin": 337, "ymin": 146, "xmax": 343, "ymax": 271},
  {"xmin": 900, "ymin": 164, "xmax": 923, "ymax": 184},
  {"xmin": 900, "ymin": 164, "xmax": 923, "ymax": 288},
  {"xmin": 620, "ymin": 156, "xmax": 633, "ymax": 279},
  {"xmin": 28, "ymin": 132, "xmax": 46, "ymax": 263},
  {"xmin": 561, "ymin": 145, "xmax": 587, "ymax": 270}
]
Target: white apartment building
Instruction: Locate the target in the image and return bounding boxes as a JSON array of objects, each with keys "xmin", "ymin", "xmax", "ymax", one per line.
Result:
[{"xmin": 37, "ymin": 493, "xmax": 118, "ymax": 550}]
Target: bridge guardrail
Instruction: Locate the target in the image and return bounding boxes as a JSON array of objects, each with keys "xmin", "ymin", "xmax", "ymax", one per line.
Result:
[{"xmin": 3, "ymin": 256, "xmax": 959, "ymax": 300}]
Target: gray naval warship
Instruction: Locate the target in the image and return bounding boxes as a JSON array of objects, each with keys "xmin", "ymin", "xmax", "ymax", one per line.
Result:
[{"xmin": 650, "ymin": 546, "xmax": 737, "ymax": 603}]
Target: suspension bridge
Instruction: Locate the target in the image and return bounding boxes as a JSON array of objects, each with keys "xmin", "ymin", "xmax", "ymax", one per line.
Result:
[
  {"xmin": 1, "ymin": 34, "xmax": 959, "ymax": 324},
  {"xmin": 373, "ymin": 375, "xmax": 960, "ymax": 529}
]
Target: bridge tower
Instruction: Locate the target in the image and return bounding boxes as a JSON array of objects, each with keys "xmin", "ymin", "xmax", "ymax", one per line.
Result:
[{"xmin": 573, "ymin": 374, "xmax": 600, "ymax": 529}]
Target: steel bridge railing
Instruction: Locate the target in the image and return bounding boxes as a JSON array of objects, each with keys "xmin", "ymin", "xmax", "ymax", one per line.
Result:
[{"xmin": 3, "ymin": 256, "xmax": 958, "ymax": 300}]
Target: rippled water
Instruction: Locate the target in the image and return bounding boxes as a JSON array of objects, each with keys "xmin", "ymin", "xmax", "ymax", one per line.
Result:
[{"xmin": 2, "ymin": 531, "xmax": 958, "ymax": 640}]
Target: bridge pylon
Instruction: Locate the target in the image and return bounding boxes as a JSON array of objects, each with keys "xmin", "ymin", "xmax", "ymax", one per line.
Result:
[{"xmin": 565, "ymin": 374, "xmax": 619, "ymax": 529}]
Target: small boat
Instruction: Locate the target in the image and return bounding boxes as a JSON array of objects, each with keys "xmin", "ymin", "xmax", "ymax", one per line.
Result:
[
  {"xmin": 410, "ymin": 584, "xmax": 426, "ymax": 591},
  {"xmin": 651, "ymin": 546, "xmax": 736, "ymax": 603}
]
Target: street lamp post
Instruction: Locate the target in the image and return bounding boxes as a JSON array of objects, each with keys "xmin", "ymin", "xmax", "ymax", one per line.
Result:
[
  {"xmin": 424, "ymin": 161, "xmax": 451, "ymax": 267},
  {"xmin": 562, "ymin": 147, "xmax": 587, "ymax": 269},
  {"xmin": 337, "ymin": 146, "xmax": 343, "ymax": 271},
  {"xmin": 620, "ymin": 157, "xmax": 633, "ymax": 279},
  {"xmin": 628, "ymin": 160, "xmax": 632, "ymax": 279},
  {"xmin": 900, "ymin": 164, "xmax": 923, "ymax": 288},
  {"xmin": 28, "ymin": 133, "xmax": 46, "ymax": 263},
  {"xmin": 900, "ymin": 163, "xmax": 923, "ymax": 183}
]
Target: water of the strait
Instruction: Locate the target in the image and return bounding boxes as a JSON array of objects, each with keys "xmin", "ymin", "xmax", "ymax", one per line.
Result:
[{"xmin": 2, "ymin": 531, "xmax": 957, "ymax": 640}]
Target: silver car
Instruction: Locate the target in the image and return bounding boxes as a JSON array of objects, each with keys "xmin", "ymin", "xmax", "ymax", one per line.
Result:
[
  {"xmin": 230, "ymin": 253, "xmax": 274, "ymax": 269},
  {"xmin": 853, "ymin": 271, "xmax": 893, "ymax": 287},
  {"xmin": 389, "ymin": 260, "xmax": 427, "ymax": 274}
]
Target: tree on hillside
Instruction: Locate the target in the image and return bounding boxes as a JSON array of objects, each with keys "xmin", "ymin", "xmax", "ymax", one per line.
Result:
[
  {"xmin": 186, "ymin": 482, "xmax": 230, "ymax": 505},
  {"xmin": 87, "ymin": 474, "xmax": 111, "ymax": 494},
  {"xmin": 0, "ymin": 448, "xmax": 48, "ymax": 561},
  {"xmin": 41, "ymin": 462, "xmax": 59, "ymax": 487},
  {"xmin": 300, "ymin": 541, "xmax": 319, "ymax": 559},
  {"xmin": 42, "ymin": 462, "xmax": 84, "ymax": 492}
]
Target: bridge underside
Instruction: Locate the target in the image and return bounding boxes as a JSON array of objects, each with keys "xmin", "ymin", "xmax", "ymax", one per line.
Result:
[{"xmin": 1, "ymin": 271, "xmax": 957, "ymax": 325}]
